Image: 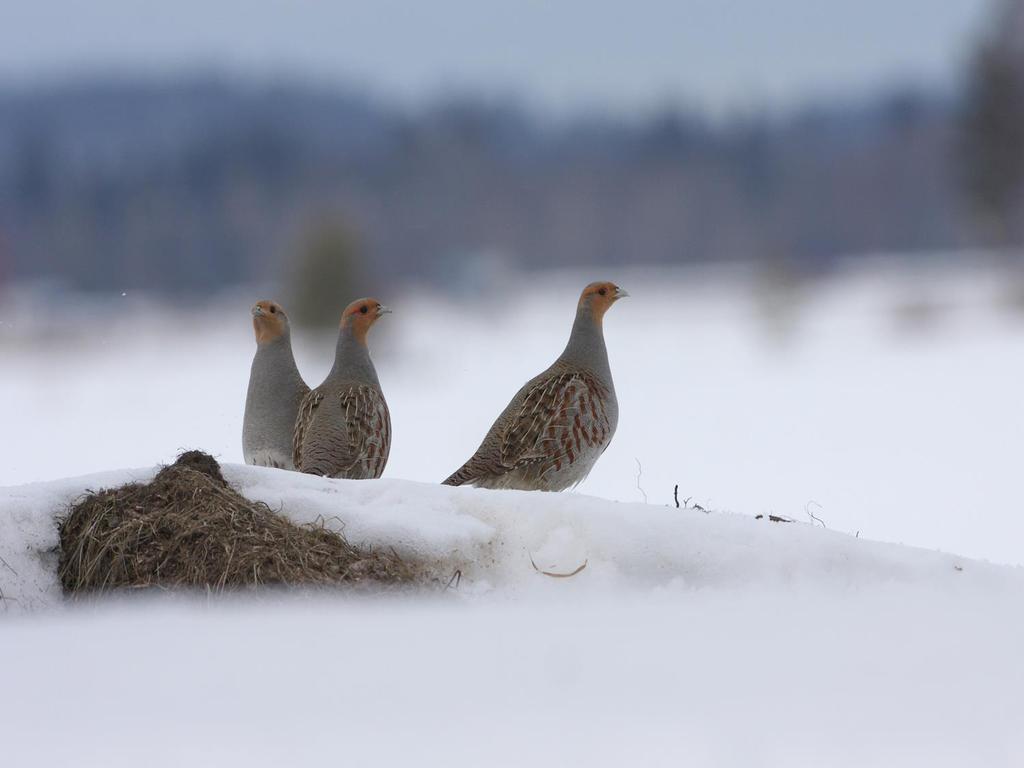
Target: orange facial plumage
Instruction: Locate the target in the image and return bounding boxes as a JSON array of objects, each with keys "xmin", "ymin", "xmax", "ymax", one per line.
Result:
[
  {"xmin": 252, "ymin": 300, "xmax": 288, "ymax": 344},
  {"xmin": 340, "ymin": 297, "xmax": 389, "ymax": 345},
  {"xmin": 577, "ymin": 281, "xmax": 626, "ymax": 324}
]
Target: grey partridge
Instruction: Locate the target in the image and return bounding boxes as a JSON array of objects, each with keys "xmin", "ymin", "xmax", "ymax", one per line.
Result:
[
  {"xmin": 243, "ymin": 300, "xmax": 310, "ymax": 470},
  {"xmin": 443, "ymin": 281, "xmax": 626, "ymax": 491},
  {"xmin": 293, "ymin": 298, "xmax": 392, "ymax": 479}
]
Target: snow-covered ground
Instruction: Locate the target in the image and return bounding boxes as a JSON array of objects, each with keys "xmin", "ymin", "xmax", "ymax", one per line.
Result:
[
  {"xmin": 3, "ymin": 261, "xmax": 1024, "ymax": 765},
  {"xmin": 2, "ymin": 260, "xmax": 1023, "ymax": 564},
  {"xmin": 2, "ymin": 590, "xmax": 1023, "ymax": 767},
  {"xmin": 3, "ymin": 463, "xmax": 1015, "ymax": 611},
  {"xmin": 2, "ymin": 465, "xmax": 1024, "ymax": 765}
]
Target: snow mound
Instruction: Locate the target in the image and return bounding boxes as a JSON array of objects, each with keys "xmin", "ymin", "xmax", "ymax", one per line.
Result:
[
  {"xmin": 0, "ymin": 467, "xmax": 157, "ymax": 610},
  {"xmin": 2, "ymin": 463, "xmax": 1019, "ymax": 611}
]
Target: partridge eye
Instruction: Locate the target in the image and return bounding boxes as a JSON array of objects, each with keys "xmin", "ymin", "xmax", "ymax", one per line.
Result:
[
  {"xmin": 269, "ymin": 306, "xmax": 277, "ymax": 313},
  {"xmin": 598, "ymin": 288, "xmax": 607, "ymax": 296},
  {"xmin": 360, "ymin": 305, "xmax": 368, "ymax": 314}
]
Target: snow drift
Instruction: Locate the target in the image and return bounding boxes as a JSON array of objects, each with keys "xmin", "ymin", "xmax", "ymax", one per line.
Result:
[
  {"xmin": 4, "ymin": 464, "xmax": 1024, "ymax": 766},
  {"xmin": 2, "ymin": 462, "xmax": 1019, "ymax": 611}
]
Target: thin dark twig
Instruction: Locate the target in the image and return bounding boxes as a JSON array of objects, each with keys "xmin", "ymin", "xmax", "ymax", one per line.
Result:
[
  {"xmin": 0, "ymin": 583, "xmax": 18, "ymax": 607},
  {"xmin": 0, "ymin": 553, "xmax": 17, "ymax": 576},
  {"xmin": 634, "ymin": 458, "xmax": 648, "ymax": 504},
  {"xmin": 805, "ymin": 500, "xmax": 826, "ymax": 528},
  {"xmin": 673, "ymin": 485, "xmax": 680, "ymax": 509},
  {"xmin": 680, "ymin": 495, "xmax": 708, "ymax": 513},
  {"xmin": 445, "ymin": 569, "xmax": 462, "ymax": 590}
]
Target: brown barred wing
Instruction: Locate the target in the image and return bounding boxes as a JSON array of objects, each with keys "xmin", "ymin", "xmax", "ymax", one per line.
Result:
[
  {"xmin": 500, "ymin": 371, "xmax": 613, "ymax": 480},
  {"xmin": 292, "ymin": 388, "xmax": 325, "ymax": 473},
  {"xmin": 340, "ymin": 385, "xmax": 391, "ymax": 479},
  {"xmin": 293, "ymin": 385, "xmax": 390, "ymax": 479}
]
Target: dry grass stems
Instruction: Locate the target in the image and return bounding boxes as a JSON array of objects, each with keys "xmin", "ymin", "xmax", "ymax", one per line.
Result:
[{"xmin": 58, "ymin": 450, "xmax": 414, "ymax": 596}]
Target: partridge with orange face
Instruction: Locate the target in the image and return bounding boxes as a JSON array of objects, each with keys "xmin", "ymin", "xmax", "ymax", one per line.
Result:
[
  {"xmin": 443, "ymin": 281, "xmax": 626, "ymax": 491},
  {"xmin": 293, "ymin": 298, "xmax": 392, "ymax": 479},
  {"xmin": 243, "ymin": 300, "xmax": 310, "ymax": 470}
]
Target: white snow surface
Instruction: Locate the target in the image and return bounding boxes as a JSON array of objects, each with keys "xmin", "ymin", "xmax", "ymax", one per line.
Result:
[
  {"xmin": 1, "ymin": 462, "xmax": 1018, "ymax": 612},
  {"xmin": 2, "ymin": 462, "xmax": 1024, "ymax": 765},
  {"xmin": 2, "ymin": 592, "xmax": 1024, "ymax": 767},
  {"xmin": 3, "ymin": 464, "xmax": 1024, "ymax": 765}
]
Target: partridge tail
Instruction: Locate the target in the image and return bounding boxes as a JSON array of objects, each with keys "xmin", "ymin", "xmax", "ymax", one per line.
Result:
[
  {"xmin": 442, "ymin": 460, "xmax": 485, "ymax": 486},
  {"xmin": 442, "ymin": 469, "xmax": 469, "ymax": 486}
]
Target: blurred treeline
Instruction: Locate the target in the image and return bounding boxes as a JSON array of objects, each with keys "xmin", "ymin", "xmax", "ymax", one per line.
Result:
[{"xmin": 0, "ymin": 0, "xmax": 1022, "ymax": 302}]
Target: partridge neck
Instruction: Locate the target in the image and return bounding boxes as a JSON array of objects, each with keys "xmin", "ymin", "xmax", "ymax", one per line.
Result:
[
  {"xmin": 255, "ymin": 332, "xmax": 292, "ymax": 359},
  {"xmin": 331, "ymin": 327, "xmax": 379, "ymax": 385},
  {"xmin": 253, "ymin": 333, "xmax": 300, "ymax": 383},
  {"xmin": 558, "ymin": 305, "xmax": 610, "ymax": 380}
]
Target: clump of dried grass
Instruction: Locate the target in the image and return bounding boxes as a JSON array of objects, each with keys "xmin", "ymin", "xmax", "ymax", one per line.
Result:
[{"xmin": 58, "ymin": 450, "xmax": 414, "ymax": 595}]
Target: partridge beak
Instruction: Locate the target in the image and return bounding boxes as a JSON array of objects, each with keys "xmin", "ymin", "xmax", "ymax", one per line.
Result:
[
  {"xmin": 614, "ymin": 287, "xmax": 629, "ymax": 299},
  {"xmin": 251, "ymin": 305, "xmax": 264, "ymax": 317},
  {"xmin": 376, "ymin": 304, "xmax": 393, "ymax": 317}
]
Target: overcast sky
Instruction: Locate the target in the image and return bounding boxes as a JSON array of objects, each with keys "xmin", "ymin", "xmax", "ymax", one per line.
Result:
[{"xmin": 1, "ymin": 0, "xmax": 992, "ymax": 116}]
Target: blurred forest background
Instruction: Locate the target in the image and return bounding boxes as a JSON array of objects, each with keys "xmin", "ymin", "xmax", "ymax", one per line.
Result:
[{"xmin": 0, "ymin": 0, "xmax": 1022, "ymax": 322}]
